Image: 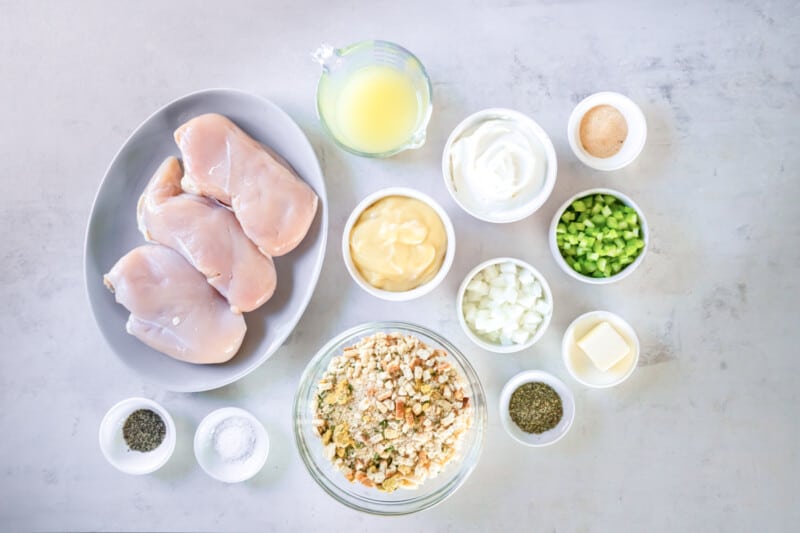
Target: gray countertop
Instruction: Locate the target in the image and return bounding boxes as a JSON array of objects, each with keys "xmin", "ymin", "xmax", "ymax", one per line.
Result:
[{"xmin": 1, "ymin": 0, "xmax": 797, "ymax": 531}]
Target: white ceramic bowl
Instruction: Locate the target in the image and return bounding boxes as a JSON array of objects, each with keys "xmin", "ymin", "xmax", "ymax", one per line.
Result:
[
  {"xmin": 562, "ymin": 311, "xmax": 640, "ymax": 388},
  {"xmin": 549, "ymin": 188, "xmax": 649, "ymax": 285},
  {"xmin": 457, "ymin": 257, "xmax": 553, "ymax": 354},
  {"xmin": 194, "ymin": 407, "xmax": 270, "ymax": 483},
  {"xmin": 441, "ymin": 108, "xmax": 558, "ymax": 223},
  {"xmin": 567, "ymin": 91, "xmax": 647, "ymax": 171},
  {"xmin": 342, "ymin": 187, "xmax": 456, "ymax": 301},
  {"xmin": 99, "ymin": 397, "xmax": 176, "ymax": 475},
  {"xmin": 499, "ymin": 370, "xmax": 575, "ymax": 447}
]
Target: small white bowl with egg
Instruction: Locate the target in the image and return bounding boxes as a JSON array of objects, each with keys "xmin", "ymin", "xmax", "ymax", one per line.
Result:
[
  {"xmin": 342, "ymin": 187, "xmax": 456, "ymax": 301},
  {"xmin": 562, "ymin": 310, "xmax": 640, "ymax": 388},
  {"xmin": 457, "ymin": 257, "xmax": 553, "ymax": 353},
  {"xmin": 567, "ymin": 92, "xmax": 647, "ymax": 171},
  {"xmin": 442, "ymin": 108, "xmax": 558, "ymax": 223}
]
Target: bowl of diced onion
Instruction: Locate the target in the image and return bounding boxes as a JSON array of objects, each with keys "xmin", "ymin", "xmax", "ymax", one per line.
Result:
[
  {"xmin": 549, "ymin": 188, "xmax": 648, "ymax": 285},
  {"xmin": 457, "ymin": 258, "xmax": 554, "ymax": 354}
]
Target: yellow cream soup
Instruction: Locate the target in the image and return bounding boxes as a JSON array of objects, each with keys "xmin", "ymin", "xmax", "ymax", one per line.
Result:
[{"xmin": 349, "ymin": 196, "xmax": 447, "ymax": 292}]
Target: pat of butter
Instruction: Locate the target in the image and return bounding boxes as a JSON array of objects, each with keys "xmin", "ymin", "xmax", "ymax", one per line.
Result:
[{"xmin": 577, "ymin": 321, "xmax": 630, "ymax": 371}]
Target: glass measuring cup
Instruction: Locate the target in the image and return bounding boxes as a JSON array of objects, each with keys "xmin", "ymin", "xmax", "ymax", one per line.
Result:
[{"xmin": 313, "ymin": 40, "xmax": 433, "ymax": 158}]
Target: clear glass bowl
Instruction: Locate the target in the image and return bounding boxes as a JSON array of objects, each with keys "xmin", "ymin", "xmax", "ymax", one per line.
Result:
[{"xmin": 293, "ymin": 321, "xmax": 487, "ymax": 515}]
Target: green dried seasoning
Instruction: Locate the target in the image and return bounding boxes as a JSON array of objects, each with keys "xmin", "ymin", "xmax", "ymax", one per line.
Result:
[
  {"xmin": 122, "ymin": 409, "xmax": 166, "ymax": 452},
  {"xmin": 508, "ymin": 382, "xmax": 563, "ymax": 434}
]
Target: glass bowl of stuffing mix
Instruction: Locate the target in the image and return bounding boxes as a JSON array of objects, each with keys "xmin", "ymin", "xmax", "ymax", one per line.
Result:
[{"xmin": 293, "ymin": 322, "xmax": 487, "ymax": 515}]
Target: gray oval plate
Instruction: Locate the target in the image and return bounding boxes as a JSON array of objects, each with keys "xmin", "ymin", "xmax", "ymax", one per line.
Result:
[{"xmin": 84, "ymin": 89, "xmax": 328, "ymax": 392}]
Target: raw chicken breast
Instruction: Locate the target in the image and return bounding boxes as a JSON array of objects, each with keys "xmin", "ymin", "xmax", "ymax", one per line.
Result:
[
  {"xmin": 175, "ymin": 113, "xmax": 319, "ymax": 257},
  {"xmin": 103, "ymin": 245, "xmax": 246, "ymax": 364},
  {"xmin": 137, "ymin": 157, "xmax": 277, "ymax": 313}
]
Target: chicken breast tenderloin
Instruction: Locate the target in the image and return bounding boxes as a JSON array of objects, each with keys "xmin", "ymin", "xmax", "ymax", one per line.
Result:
[
  {"xmin": 137, "ymin": 157, "xmax": 277, "ymax": 313},
  {"xmin": 103, "ymin": 245, "xmax": 246, "ymax": 364},
  {"xmin": 175, "ymin": 113, "xmax": 319, "ymax": 257}
]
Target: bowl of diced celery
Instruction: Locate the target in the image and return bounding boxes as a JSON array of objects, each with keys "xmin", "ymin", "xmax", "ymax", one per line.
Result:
[{"xmin": 549, "ymin": 188, "xmax": 648, "ymax": 284}]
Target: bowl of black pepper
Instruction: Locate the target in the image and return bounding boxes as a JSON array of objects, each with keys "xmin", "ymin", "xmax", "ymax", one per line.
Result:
[
  {"xmin": 499, "ymin": 370, "xmax": 575, "ymax": 447},
  {"xmin": 99, "ymin": 397, "xmax": 176, "ymax": 474}
]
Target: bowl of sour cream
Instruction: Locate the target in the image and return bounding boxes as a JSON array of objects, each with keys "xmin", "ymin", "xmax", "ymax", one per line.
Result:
[{"xmin": 442, "ymin": 108, "xmax": 557, "ymax": 223}]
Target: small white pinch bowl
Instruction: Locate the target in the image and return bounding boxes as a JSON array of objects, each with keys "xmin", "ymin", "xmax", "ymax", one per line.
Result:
[
  {"xmin": 567, "ymin": 91, "xmax": 647, "ymax": 171},
  {"xmin": 499, "ymin": 370, "xmax": 575, "ymax": 447},
  {"xmin": 342, "ymin": 187, "xmax": 456, "ymax": 301},
  {"xmin": 99, "ymin": 397, "xmax": 176, "ymax": 475},
  {"xmin": 562, "ymin": 310, "xmax": 640, "ymax": 388},
  {"xmin": 194, "ymin": 407, "xmax": 270, "ymax": 483},
  {"xmin": 457, "ymin": 257, "xmax": 553, "ymax": 354}
]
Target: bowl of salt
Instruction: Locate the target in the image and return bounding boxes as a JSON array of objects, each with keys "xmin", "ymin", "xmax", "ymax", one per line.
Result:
[{"xmin": 194, "ymin": 407, "xmax": 270, "ymax": 483}]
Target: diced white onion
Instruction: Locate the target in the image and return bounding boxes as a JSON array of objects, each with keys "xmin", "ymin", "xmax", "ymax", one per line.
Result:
[{"xmin": 461, "ymin": 261, "xmax": 551, "ymax": 346}]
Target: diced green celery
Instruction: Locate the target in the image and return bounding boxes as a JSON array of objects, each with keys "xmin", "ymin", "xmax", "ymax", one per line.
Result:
[
  {"xmin": 591, "ymin": 214, "xmax": 606, "ymax": 225},
  {"xmin": 583, "ymin": 261, "xmax": 597, "ymax": 273},
  {"xmin": 556, "ymin": 223, "xmax": 566, "ymax": 234},
  {"xmin": 561, "ymin": 211, "xmax": 575, "ymax": 223},
  {"xmin": 618, "ymin": 220, "xmax": 629, "ymax": 230},
  {"xmin": 597, "ymin": 258, "xmax": 608, "ymax": 271},
  {"xmin": 571, "ymin": 199, "xmax": 587, "ymax": 212},
  {"xmin": 575, "ymin": 222, "xmax": 585, "ymax": 231},
  {"xmin": 605, "ymin": 195, "xmax": 617, "ymax": 204},
  {"xmin": 601, "ymin": 205, "xmax": 612, "ymax": 217},
  {"xmin": 584, "ymin": 219, "xmax": 595, "ymax": 228},
  {"xmin": 606, "ymin": 217, "xmax": 618, "ymax": 229},
  {"xmin": 587, "ymin": 252, "xmax": 600, "ymax": 261},
  {"xmin": 626, "ymin": 213, "xmax": 638, "ymax": 225},
  {"xmin": 568, "ymin": 222, "xmax": 577, "ymax": 233}
]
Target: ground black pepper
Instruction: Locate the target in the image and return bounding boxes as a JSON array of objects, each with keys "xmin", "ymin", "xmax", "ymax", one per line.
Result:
[
  {"xmin": 508, "ymin": 382, "xmax": 563, "ymax": 434},
  {"xmin": 123, "ymin": 409, "xmax": 166, "ymax": 452}
]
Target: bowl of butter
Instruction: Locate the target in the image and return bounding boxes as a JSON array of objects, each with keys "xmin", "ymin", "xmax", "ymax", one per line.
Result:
[
  {"xmin": 561, "ymin": 310, "xmax": 639, "ymax": 388},
  {"xmin": 342, "ymin": 187, "xmax": 455, "ymax": 301}
]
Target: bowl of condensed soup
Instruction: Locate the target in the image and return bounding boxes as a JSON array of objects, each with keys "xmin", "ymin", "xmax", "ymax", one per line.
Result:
[
  {"xmin": 442, "ymin": 108, "xmax": 558, "ymax": 223},
  {"xmin": 342, "ymin": 187, "xmax": 456, "ymax": 301}
]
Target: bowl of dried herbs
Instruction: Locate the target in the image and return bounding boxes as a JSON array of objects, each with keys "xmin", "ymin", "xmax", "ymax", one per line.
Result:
[{"xmin": 499, "ymin": 370, "xmax": 575, "ymax": 447}]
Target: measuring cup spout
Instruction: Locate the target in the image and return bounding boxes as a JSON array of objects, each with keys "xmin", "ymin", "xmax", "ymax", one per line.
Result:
[
  {"xmin": 311, "ymin": 43, "xmax": 339, "ymax": 71},
  {"xmin": 407, "ymin": 129, "xmax": 427, "ymax": 150}
]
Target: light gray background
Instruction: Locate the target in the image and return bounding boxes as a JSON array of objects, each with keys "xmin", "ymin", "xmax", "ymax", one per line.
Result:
[{"xmin": 1, "ymin": 0, "xmax": 797, "ymax": 531}]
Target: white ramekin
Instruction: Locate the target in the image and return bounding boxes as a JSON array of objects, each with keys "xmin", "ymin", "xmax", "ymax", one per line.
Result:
[
  {"xmin": 342, "ymin": 187, "xmax": 456, "ymax": 301},
  {"xmin": 442, "ymin": 108, "xmax": 558, "ymax": 223},
  {"xmin": 567, "ymin": 92, "xmax": 647, "ymax": 171}
]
